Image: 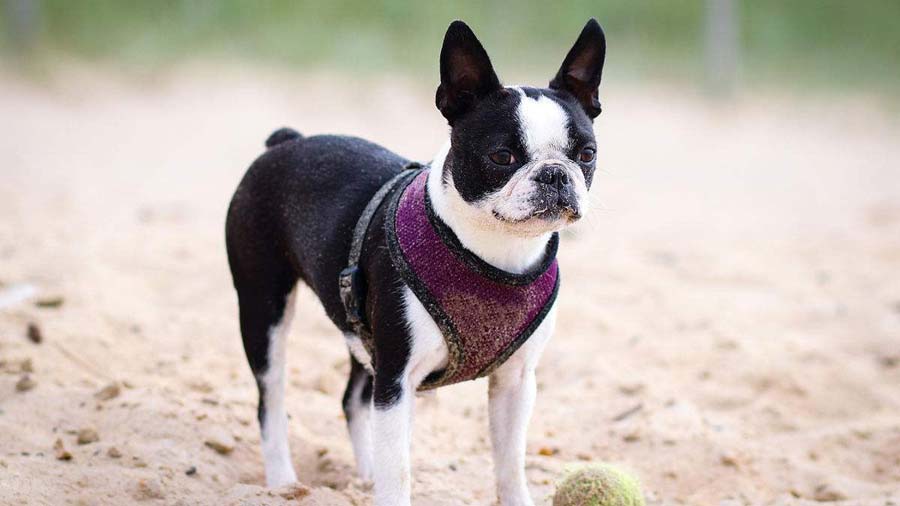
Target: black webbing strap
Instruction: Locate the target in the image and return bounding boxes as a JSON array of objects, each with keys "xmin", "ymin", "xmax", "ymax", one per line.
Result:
[{"xmin": 339, "ymin": 162, "xmax": 425, "ymax": 344}]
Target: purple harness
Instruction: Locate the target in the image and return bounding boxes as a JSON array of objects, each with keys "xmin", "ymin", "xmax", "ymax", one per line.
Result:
[{"xmin": 342, "ymin": 165, "xmax": 560, "ymax": 390}]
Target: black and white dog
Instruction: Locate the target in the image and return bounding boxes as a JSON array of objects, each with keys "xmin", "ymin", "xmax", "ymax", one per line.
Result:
[{"xmin": 226, "ymin": 19, "xmax": 605, "ymax": 506}]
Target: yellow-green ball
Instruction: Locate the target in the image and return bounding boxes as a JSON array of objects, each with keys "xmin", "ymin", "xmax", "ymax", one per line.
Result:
[{"xmin": 553, "ymin": 463, "xmax": 645, "ymax": 506}]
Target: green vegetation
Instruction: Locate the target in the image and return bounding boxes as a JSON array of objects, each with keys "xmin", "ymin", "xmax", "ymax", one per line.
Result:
[{"xmin": 2, "ymin": 0, "xmax": 899, "ymax": 93}]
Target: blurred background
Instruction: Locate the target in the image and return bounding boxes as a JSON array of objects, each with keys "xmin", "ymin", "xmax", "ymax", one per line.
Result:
[
  {"xmin": 3, "ymin": 0, "xmax": 900, "ymax": 96},
  {"xmin": 1, "ymin": 2, "xmax": 899, "ymax": 506}
]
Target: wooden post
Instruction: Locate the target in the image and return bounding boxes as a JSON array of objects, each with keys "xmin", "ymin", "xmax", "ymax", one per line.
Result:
[
  {"xmin": 705, "ymin": 0, "xmax": 739, "ymax": 97},
  {"xmin": 3, "ymin": 0, "xmax": 41, "ymax": 56}
]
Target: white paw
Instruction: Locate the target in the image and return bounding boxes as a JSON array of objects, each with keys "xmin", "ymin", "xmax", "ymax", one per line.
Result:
[
  {"xmin": 498, "ymin": 486, "xmax": 534, "ymax": 506},
  {"xmin": 265, "ymin": 465, "xmax": 298, "ymax": 488},
  {"xmin": 357, "ymin": 460, "xmax": 374, "ymax": 483},
  {"xmin": 500, "ymin": 498, "xmax": 535, "ymax": 506}
]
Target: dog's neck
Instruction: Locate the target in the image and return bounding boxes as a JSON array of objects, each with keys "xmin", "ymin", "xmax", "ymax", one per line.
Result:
[{"xmin": 426, "ymin": 141, "xmax": 552, "ymax": 275}]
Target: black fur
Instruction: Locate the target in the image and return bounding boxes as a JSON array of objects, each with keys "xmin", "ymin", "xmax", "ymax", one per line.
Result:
[
  {"xmin": 226, "ymin": 135, "xmax": 416, "ymax": 413},
  {"xmin": 265, "ymin": 127, "xmax": 303, "ymax": 148}
]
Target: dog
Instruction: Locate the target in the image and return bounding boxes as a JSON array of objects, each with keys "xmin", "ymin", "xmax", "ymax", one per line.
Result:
[{"xmin": 225, "ymin": 18, "xmax": 605, "ymax": 506}]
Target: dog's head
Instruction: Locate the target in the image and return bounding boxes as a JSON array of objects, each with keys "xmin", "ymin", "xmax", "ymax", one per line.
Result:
[{"xmin": 434, "ymin": 19, "xmax": 605, "ymax": 238}]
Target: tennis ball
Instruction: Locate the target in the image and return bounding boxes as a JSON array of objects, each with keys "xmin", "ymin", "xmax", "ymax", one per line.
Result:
[{"xmin": 552, "ymin": 463, "xmax": 645, "ymax": 506}]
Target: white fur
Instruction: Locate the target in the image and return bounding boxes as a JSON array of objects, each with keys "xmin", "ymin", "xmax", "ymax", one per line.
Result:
[
  {"xmin": 402, "ymin": 287, "xmax": 451, "ymax": 386},
  {"xmin": 373, "ymin": 384, "xmax": 414, "ymax": 506},
  {"xmin": 345, "ymin": 367, "xmax": 375, "ymax": 481},
  {"xmin": 259, "ymin": 286, "xmax": 298, "ymax": 488},
  {"xmin": 514, "ymin": 87, "xmax": 571, "ymax": 157}
]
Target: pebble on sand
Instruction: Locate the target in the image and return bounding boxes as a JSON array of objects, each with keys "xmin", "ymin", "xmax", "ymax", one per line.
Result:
[
  {"xmin": 107, "ymin": 446, "xmax": 122, "ymax": 458},
  {"xmin": 35, "ymin": 296, "xmax": 65, "ymax": 308},
  {"xmin": 15, "ymin": 375, "xmax": 36, "ymax": 392},
  {"xmin": 204, "ymin": 428, "xmax": 236, "ymax": 455},
  {"xmin": 812, "ymin": 484, "xmax": 847, "ymax": 502},
  {"xmin": 133, "ymin": 478, "xmax": 164, "ymax": 501},
  {"xmin": 77, "ymin": 428, "xmax": 99, "ymax": 445},
  {"xmin": 26, "ymin": 323, "xmax": 42, "ymax": 344},
  {"xmin": 53, "ymin": 438, "xmax": 72, "ymax": 461},
  {"xmin": 278, "ymin": 484, "xmax": 311, "ymax": 500},
  {"xmin": 94, "ymin": 382, "xmax": 121, "ymax": 401}
]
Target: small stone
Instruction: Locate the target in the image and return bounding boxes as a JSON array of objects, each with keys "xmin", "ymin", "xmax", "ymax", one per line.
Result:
[
  {"xmin": 278, "ymin": 484, "xmax": 311, "ymax": 500},
  {"xmin": 538, "ymin": 447, "xmax": 559, "ymax": 456},
  {"xmin": 187, "ymin": 379, "xmax": 213, "ymax": 393},
  {"xmin": 618, "ymin": 383, "xmax": 645, "ymax": 396},
  {"xmin": 54, "ymin": 438, "xmax": 72, "ymax": 461},
  {"xmin": 204, "ymin": 428, "xmax": 235, "ymax": 455},
  {"xmin": 107, "ymin": 447, "xmax": 122, "ymax": 458},
  {"xmin": 26, "ymin": 323, "xmax": 42, "ymax": 344},
  {"xmin": 185, "ymin": 466, "xmax": 197, "ymax": 476},
  {"xmin": 15, "ymin": 374, "xmax": 36, "ymax": 392},
  {"xmin": 77, "ymin": 428, "xmax": 99, "ymax": 445},
  {"xmin": 35, "ymin": 296, "xmax": 64, "ymax": 309},
  {"xmin": 133, "ymin": 478, "xmax": 164, "ymax": 501},
  {"xmin": 720, "ymin": 453, "xmax": 739, "ymax": 467},
  {"xmin": 879, "ymin": 355, "xmax": 899, "ymax": 369},
  {"xmin": 622, "ymin": 431, "xmax": 641, "ymax": 443},
  {"xmin": 94, "ymin": 383, "xmax": 121, "ymax": 401},
  {"xmin": 20, "ymin": 358, "xmax": 33, "ymax": 373},
  {"xmin": 813, "ymin": 484, "xmax": 847, "ymax": 502}
]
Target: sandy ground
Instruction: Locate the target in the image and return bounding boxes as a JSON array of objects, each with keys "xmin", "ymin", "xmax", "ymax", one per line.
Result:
[{"xmin": 1, "ymin": 64, "xmax": 899, "ymax": 506}]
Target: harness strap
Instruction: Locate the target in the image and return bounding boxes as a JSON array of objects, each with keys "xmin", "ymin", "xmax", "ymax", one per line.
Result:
[{"xmin": 339, "ymin": 163, "xmax": 424, "ymax": 346}]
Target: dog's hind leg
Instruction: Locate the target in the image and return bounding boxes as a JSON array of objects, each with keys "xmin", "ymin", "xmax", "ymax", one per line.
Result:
[
  {"xmin": 342, "ymin": 349, "xmax": 374, "ymax": 481},
  {"xmin": 237, "ymin": 282, "xmax": 298, "ymax": 487}
]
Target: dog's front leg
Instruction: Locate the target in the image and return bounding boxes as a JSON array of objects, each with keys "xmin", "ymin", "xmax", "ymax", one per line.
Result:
[
  {"xmin": 488, "ymin": 309, "xmax": 554, "ymax": 506},
  {"xmin": 489, "ymin": 360, "xmax": 537, "ymax": 506},
  {"xmin": 372, "ymin": 375, "xmax": 414, "ymax": 506}
]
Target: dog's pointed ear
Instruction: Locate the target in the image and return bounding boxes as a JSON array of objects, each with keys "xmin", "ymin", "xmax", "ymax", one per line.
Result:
[
  {"xmin": 549, "ymin": 19, "xmax": 606, "ymax": 119},
  {"xmin": 435, "ymin": 20, "xmax": 502, "ymax": 124}
]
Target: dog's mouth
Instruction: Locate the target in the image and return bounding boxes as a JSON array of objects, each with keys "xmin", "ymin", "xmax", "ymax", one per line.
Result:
[{"xmin": 492, "ymin": 203, "xmax": 582, "ymax": 228}]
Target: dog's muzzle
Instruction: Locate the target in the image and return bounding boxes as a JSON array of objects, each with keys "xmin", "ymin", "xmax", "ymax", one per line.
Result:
[{"xmin": 532, "ymin": 164, "xmax": 581, "ymax": 219}]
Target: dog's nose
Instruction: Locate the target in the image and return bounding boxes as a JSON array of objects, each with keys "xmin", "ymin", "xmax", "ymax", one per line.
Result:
[{"xmin": 536, "ymin": 165, "xmax": 571, "ymax": 191}]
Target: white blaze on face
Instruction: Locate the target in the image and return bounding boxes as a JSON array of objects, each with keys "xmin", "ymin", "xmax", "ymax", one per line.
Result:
[
  {"xmin": 514, "ymin": 89, "xmax": 570, "ymax": 157},
  {"xmin": 480, "ymin": 88, "xmax": 589, "ymax": 228}
]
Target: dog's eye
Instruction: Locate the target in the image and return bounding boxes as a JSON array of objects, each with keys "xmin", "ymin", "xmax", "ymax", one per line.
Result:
[
  {"xmin": 579, "ymin": 147, "xmax": 596, "ymax": 163},
  {"xmin": 489, "ymin": 150, "xmax": 516, "ymax": 166}
]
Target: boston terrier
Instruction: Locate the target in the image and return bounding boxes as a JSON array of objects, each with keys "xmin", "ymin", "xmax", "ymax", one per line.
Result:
[{"xmin": 226, "ymin": 19, "xmax": 605, "ymax": 506}]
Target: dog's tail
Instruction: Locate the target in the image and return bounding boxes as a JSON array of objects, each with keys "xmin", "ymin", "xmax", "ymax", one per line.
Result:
[{"xmin": 265, "ymin": 127, "xmax": 303, "ymax": 148}]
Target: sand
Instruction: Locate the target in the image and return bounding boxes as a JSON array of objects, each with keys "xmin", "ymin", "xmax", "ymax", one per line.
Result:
[{"xmin": 1, "ymin": 64, "xmax": 898, "ymax": 505}]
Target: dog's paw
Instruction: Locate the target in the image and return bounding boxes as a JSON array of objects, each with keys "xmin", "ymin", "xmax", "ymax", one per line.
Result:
[{"xmin": 265, "ymin": 465, "xmax": 298, "ymax": 488}]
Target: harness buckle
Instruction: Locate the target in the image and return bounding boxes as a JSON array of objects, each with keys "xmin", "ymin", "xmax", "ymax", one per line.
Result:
[{"xmin": 339, "ymin": 265, "xmax": 366, "ymax": 329}]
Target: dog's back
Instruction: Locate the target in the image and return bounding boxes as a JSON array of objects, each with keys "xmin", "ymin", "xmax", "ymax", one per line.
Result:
[{"xmin": 226, "ymin": 132, "xmax": 407, "ymax": 331}]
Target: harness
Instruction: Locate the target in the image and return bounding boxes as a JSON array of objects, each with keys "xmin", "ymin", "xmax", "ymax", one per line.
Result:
[{"xmin": 340, "ymin": 163, "xmax": 560, "ymax": 390}]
